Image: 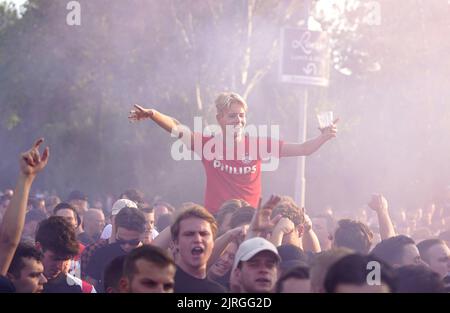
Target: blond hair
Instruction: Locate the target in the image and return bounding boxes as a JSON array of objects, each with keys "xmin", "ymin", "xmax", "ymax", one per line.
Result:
[
  {"xmin": 215, "ymin": 92, "xmax": 248, "ymax": 115},
  {"xmin": 170, "ymin": 204, "xmax": 218, "ymax": 241}
]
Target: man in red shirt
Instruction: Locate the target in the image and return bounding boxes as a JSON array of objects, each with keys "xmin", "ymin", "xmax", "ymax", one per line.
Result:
[{"xmin": 129, "ymin": 92, "xmax": 337, "ymax": 213}]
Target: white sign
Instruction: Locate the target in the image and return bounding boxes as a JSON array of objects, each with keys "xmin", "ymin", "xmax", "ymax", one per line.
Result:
[{"xmin": 280, "ymin": 28, "xmax": 330, "ymax": 87}]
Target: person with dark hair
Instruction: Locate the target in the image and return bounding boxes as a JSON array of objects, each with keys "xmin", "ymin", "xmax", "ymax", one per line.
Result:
[
  {"xmin": 276, "ymin": 265, "xmax": 310, "ymax": 293},
  {"xmin": 153, "ymin": 204, "xmax": 225, "ymax": 293},
  {"xmin": 100, "ymin": 198, "xmax": 138, "ymax": 242},
  {"xmin": 153, "ymin": 200, "xmax": 176, "ymax": 226},
  {"xmin": 140, "ymin": 205, "xmax": 159, "ymax": 244},
  {"xmin": 215, "ymin": 199, "xmax": 249, "ymax": 235},
  {"xmin": 371, "ymin": 235, "xmax": 423, "ymax": 267},
  {"xmin": 36, "ymin": 216, "xmax": 95, "ymax": 293},
  {"xmin": 81, "ymin": 199, "xmax": 137, "ymax": 279},
  {"xmin": 120, "ymin": 245, "xmax": 176, "ymax": 293},
  {"xmin": 66, "ymin": 190, "xmax": 88, "ymax": 220},
  {"xmin": 7, "ymin": 243, "xmax": 47, "ymax": 293},
  {"xmin": 417, "ymin": 239, "xmax": 450, "ymax": 280},
  {"xmin": 53, "ymin": 202, "xmax": 80, "ymax": 231},
  {"xmin": 324, "ymin": 254, "xmax": 395, "ymax": 293},
  {"xmin": 22, "ymin": 209, "xmax": 48, "ymax": 242},
  {"xmin": 103, "ymin": 255, "xmax": 126, "ymax": 293},
  {"xmin": 129, "ymin": 92, "xmax": 338, "ymax": 214},
  {"xmin": 1, "ymin": 139, "xmax": 49, "ymax": 292},
  {"xmin": 277, "ymin": 244, "xmax": 308, "ymax": 275},
  {"xmin": 120, "ymin": 189, "xmax": 145, "ymax": 206},
  {"xmin": 85, "ymin": 206, "xmax": 146, "ymax": 290},
  {"xmin": 53, "ymin": 203, "xmax": 87, "ymax": 279},
  {"xmin": 333, "ymin": 219, "xmax": 373, "ymax": 254},
  {"xmin": 395, "ymin": 265, "xmax": 445, "ymax": 293}
]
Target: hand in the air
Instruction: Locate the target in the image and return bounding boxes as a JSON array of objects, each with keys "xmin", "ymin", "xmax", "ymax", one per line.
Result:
[
  {"xmin": 20, "ymin": 138, "xmax": 50, "ymax": 177},
  {"xmin": 319, "ymin": 118, "xmax": 339, "ymax": 140},
  {"xmin": 128, "ymin": 104, "xmax": 155, "ymax": 122},
  {"xmin": 250, "ymin": 195, "xmax": 282, "ymax": 232}
]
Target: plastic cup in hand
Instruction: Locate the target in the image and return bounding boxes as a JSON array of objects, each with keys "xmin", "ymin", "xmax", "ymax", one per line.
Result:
[{"xmin": 317, "ymin": 111, "xmax": 333, "ymax": 129}]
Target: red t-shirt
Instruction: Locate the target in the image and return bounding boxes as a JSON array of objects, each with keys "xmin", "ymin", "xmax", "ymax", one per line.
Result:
[{"xmin": 193, "ymin": 134, "xmax": 283, "ymax": 213}]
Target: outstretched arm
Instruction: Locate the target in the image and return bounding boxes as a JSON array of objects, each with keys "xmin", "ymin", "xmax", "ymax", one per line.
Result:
[
  {"xmin": 280, "ymin": 119, "xmax": 339, "ymax": 157},
  {"xmin": 0, "ymin": 138, "xmax": 49, "ymax": 276},
  {"xmin": 129, "ymin": 104, "xmax": 196, "ymax": 148}
]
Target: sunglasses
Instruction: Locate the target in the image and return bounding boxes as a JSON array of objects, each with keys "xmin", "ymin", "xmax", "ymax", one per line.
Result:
[{"xmin": 116, "ymin": 238, "xmax": 141, "ymax": 246}]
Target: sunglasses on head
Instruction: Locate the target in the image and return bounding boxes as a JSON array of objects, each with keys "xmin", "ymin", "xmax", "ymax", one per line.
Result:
[{"xmin": 116, "ymin": 238, "xmax": 141, "ymax": 246}]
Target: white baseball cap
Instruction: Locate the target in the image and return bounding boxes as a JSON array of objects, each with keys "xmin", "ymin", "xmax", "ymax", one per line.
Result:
[
  {"xmin": 111, "ymin": 198, "xmax": 137, "ymax": 216},
  {"xmin": 232, "ymin": 237, "xmax": 280, "ymax": 271}
]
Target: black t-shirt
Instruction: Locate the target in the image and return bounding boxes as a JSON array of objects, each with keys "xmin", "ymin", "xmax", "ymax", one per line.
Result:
[
  {"xmin": 174, "ymin": 266, "xmax": 227, "ymax": 293},
  {"xmin": 210, "ymin": 270, "xmax": 231, "ymax": 291},
  {"xmin": 43, "ymin": 273, "xmax": 83, "ymax": 293},
  {"xmin": 85, "ymin": 242, "xmax": 126, "ymax": 287},
  {"xmin": 0, "ymin": 275, "xmax": 15, "ymax": 293}
]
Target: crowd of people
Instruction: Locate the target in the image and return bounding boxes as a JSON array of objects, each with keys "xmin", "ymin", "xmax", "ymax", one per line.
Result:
[{"xmin": 0, "ymin": 92, "xmax": 449, "ymax": 293}]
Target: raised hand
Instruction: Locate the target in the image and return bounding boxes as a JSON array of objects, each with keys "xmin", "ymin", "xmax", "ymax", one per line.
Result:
[
  {"xmin": 303, "ymin": 212, "xmax": 313, "ymax": 232},
  {"xmin": 228, "ymin": 225, "xmax": 248, "ymax": 245},
  {"xmin": 368, "ymin": 194, "xmax": 388, "ymax": 212},
  {"xmin": 20, "ymin": 138, "xmax": 50, "ymax": 177},
  {"xmin": 273, "ymin": 217, "xmax": 295, "ymax": 235},
  {"xmin": 250, "ymin": 195, "xmax": 281, "ymax": 232},
  {"xmin": 319, "ymin": 118, "xmax": 339, "ymax": 140},
  {"xmin": 128, "ymin": 104, "xmax": 155, "ymax": 122},
  {"xmin": 368, "ymin": 193, "xmax": 395, "ymax": 239}
]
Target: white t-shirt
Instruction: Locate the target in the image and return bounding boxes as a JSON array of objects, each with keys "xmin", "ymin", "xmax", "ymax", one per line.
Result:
[{"xmin": 100, "ymin": 224, "xmax": 159, "ymax": 240}]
